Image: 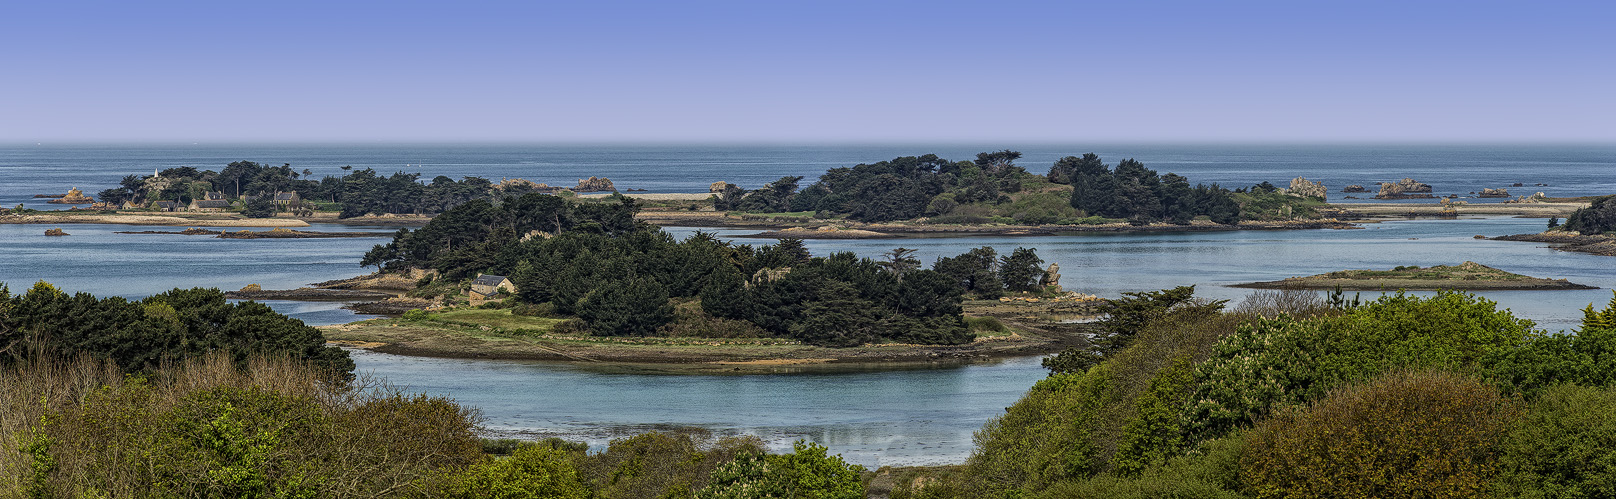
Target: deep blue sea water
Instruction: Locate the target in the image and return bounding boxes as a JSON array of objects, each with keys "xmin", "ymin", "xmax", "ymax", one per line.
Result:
[
  {"xmin": 2, "ymin": 143, "xmax": 1612, "ymax": 466},
  {"xmin": 4, "ymin": 143, "xmax": 1613, "ymax": 210}
]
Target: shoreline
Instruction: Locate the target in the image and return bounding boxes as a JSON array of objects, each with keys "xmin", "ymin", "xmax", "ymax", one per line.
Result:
[
  {"xmin": 1491, "ymin": 232, "xmax": 1616, "ymax": 257},
  {"xmin": 319, "ymin": 318, "xmax": 1089, "ymax": 374}
]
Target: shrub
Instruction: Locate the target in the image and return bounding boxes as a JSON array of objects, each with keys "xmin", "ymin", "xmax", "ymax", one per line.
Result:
[
  {"xmin": 964, "ymin": 316, "xmax": 1006, "ymax": 334},
  {"xmin": 1182, "ymin": 291, "xmax": 1535, "ymax": 444},
  {"xmin": 696, "ymin": 441, "xmax": 864, "ymax": 499},
  {"xmin": 431, "ymin": 445, "xmax": 590, "ymax": 499},
  {"xmin": 577, "ymin": 431, "xmax": 765, "ymax": 499},
  {"xmin": 1493, "ymin": 384, "xmax": 1616, "ymax": 498},
  {"xmin": 1240, "ymin": 370, "xmax": 1520, "ymax": 499},
  {"xmin": 0, "ymin": 352, "xmax": 483, "ymax": 498}
]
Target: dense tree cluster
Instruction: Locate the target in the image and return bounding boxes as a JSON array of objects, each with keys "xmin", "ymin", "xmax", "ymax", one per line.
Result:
[
  {"xmin": 364, "ymin": 196, "xmax": 1052, "ymax": 346},
  {"xmin": 97, "ymin": 161, "xmax": 504, "ymax": 218},
  {"xmin": 718, "ymin": 153, "xmax": 1026, "ymax": 222},
  {"xmin": 1561, "ymin": 194, "xmax": 1616, "ymax": 235},
  {"xmin": 361, "ymin": 193, "xmax": 643, "ymax": 278},
  {"xmin": 1055, "ymin": 154, "xmax": 1242, "ymax": 224},
  {"xmin": 0, "ymin": 282, "xmax": 353, "ymax": 378}
]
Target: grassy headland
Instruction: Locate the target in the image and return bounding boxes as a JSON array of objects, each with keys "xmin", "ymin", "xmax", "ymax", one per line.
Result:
[{"xmin": 1234, "ymin": 261, "xmax": 1596, "ymax": 291}]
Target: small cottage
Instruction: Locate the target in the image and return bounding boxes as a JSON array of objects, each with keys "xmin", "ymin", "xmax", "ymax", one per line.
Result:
[
  {"xmin": 152, "ymin": 200, "xmax": 180, "ymax": 212},
  {"xmin": 273, "ymin": 191, "xmax": 302, "ymax": 208},
  {"xmin": 189, "ymin": 199, "xmax": 231, "ymax": 212},
  {"xmin": 469, "ymin": 274, "xmax": 517, "ymax": 302}
]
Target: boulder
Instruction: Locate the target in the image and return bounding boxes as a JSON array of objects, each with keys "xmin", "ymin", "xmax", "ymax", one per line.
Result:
[
  {"xmin": 710, "ymin": 181, "xmax": 737, "ymax": 193},
  {"xmin": 575, "ymin": 177, "xmax": 616, "ymax": 192},
  {"xmin": 1286, "ymin": 177, "xmax": 1327, "ymax": 200},
  {"xmin": 1375, "ymin": 178, "xmax": 1435, "ymax": 199}
]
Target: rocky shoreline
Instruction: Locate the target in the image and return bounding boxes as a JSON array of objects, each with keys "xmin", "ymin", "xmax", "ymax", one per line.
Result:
[
  {"xmin": 1492, "ymin": 232, "xmax": 1616, "ymax": 257},
  {"xmin": 320, "ymin": 319, "xmax": 1092, "ymax": 371}
]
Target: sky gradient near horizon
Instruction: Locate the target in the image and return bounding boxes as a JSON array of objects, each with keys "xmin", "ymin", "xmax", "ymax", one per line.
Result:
[{"xmin": 3, "ymin": 1, "xmax": 1612, "ymax": 143}]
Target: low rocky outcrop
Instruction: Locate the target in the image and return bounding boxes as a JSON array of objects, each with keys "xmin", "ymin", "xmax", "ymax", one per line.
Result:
[
  {"xmin": 45, "ymin": 187, "xmax": 94, "ymax": 204},
  {"xmin": 1493, "ymin": 232, "xmax": 1616, "ymax": 257},
  {"xmin": 710, "ymin": 181, "xmax": 736, "ymax": 193},
  {"xmin": 44, "ymin": 228, "xmax": 68, "ymax": 236},
  {"xmin": 1477, "ymin": 187, "xmax": 1511, "ymax": 198},
  {"xmin": 1285, "ymin": 177, "xmax": 1327, "ymax": 200},
  {"xmin": 575, "ymin": 177, "xmax": 616, "ymax": 192},
  {"xmin": 1375, "ymin": 178, "xmax": 1435, "ymax": 199},
  {"xmin": 1342, "ymin": 185, "xmax": 1368, "ymax": 193}
]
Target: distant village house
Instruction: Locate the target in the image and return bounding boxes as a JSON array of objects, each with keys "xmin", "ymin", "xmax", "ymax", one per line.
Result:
[
  {"xmin": 189, "ymin": 199, "xmax": 231, "ymax": 212},
  {"xmin": 273, "ymin": 191, "xmax": 302, "ymax": 208},
  {"xmin": 469, "ymin": 274, "xmax": 517, "ymax": 302}
]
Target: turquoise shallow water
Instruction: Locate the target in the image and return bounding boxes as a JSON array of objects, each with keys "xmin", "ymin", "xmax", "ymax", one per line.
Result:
[{"xmin": 2, "ymin": 143, "xmax": 1611, "ymax": 466}]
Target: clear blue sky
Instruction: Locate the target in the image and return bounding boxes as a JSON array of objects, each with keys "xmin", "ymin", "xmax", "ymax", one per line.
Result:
[{"xmin": 3, "ymin": 0, "xmax": 1611, "ymax": 142}]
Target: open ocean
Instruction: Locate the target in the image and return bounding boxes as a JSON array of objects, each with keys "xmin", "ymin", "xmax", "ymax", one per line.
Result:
[
  {"xmin": 2, "ymin": 142, "xmax": 1612, "ymax": 466},
  {"xmin": 3, "ymin": 142, "xmax": 1613, "ymax": 209}
]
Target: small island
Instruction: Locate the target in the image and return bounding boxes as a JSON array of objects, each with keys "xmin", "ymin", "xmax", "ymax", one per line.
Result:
[{"xmin": 1233, "ymin": 261, "xmax": 1596, "ymax": 291}]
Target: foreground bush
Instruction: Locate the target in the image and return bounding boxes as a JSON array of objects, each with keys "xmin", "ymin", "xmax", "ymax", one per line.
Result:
[
  {"xmin": 0, "ymin": 283, "xmax": 353, "ymax": 378},
  {"xmin": 430, "ymin": 445, "xmax": 590, "ymax": 499},
  {"xmin": 1493, "ymin": 384, "xmax": 1616, "ymax": 498},
  {"xmin": 1240, "ymin": 370, "xmax": 1520, "ymax": 499},
  {"xmin": 1183, "ymin": 291, "xmax": 1534, "ymax": 444},
  {"xmin": 965, "ymin": 304, "xmax": 1241, "ymax": 496},
  {"xmin": 697, "ymin": 441, "xmax": 865, "ymax": 499},
  {"xmin": 0, "ymin": 353, "xmax": 481, "ymax": 497},
  {"xmin": 577, "ymin": 432, "xmax": 765, "ymax": 499}
]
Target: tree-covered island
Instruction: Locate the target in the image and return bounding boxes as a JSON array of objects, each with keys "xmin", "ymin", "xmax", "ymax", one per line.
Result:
[
  {"xmin": 33, "ymin": 151, "xmax": 1350, "ymax": 236},
  {"xmin": 333, "ymin": 193, "xmax": 1088, "ymax": 359}
]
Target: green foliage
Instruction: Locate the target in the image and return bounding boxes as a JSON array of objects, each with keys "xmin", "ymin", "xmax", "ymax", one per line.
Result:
[
  {"xmin": 965, "ymin": 316, "xmax": 1007, "ymax": 334},
  {"xmin": 998, "ymin": 247, "xmax": 1045, "ymax": 293},
  {"xmin": 433, "ymin": 445, "xmax": 590, "ymax": 499},
  {"xmin": 6, "ymin": 354, "xmax": 484, "ymax": 498},
  {"xmin": 968, "ymin": 307, "xmax": 1242, "ymax": 496},
  {"xmin": 697, "ymin": 441, "xmax": 865, "ymax": 499},
  {"xmin": 1228, "ymin": 189, "xmax": 1326, "ymax": 221},
  {"xmin": 1067, "ymin": 156, "xmax": 1242, "ymax": 224},
  {"xmin": 1581, "ymin": 290, "xmax": 1616, "ymax": 331},
  {"xmin": 932, "ymin": 246, "xmax": 1004, "ymax": 299},
  {"xmin": 1562, "ymin": 195, "xmax": 1616, "ymax": 234},
  {"xmin": 578, "ymin": 432, "xmax": 765, "ymax": 499},
  {"xmin": 1182, "ymin": 291, "xmax": 1536, "ymax": 445},
  {"xmin": 1032, "ymin": 438, "xmax": 1246, "ymax": 499},
  {"xmin": 1488, "ymin": 299, "xmax": 1616, "ymax": 397},
  {"xmin": 0, "ymin": 283, "xmax": 353, "ymax": 379},
  {"xmin": 1239, "ymin": 370, "xmax": 1519, "ymax": 499},
  {"xmin": 242, "ymin": 195, "xmax": 276, "ymax": 218},
  {"xmin": 577, "ymin": 277, "xmax": 675, "ymax": 337},
  {"xmin": 1108, "ymin": 358, "xmax": 1194, "ymax": 476},
  {"xmin": 1046, "ymin": 286, "xmax": 1215, "ymax": 374},
  {"xmin": 1494, "ymin": 384, "xmax": 1616, "ymax": 499}
]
